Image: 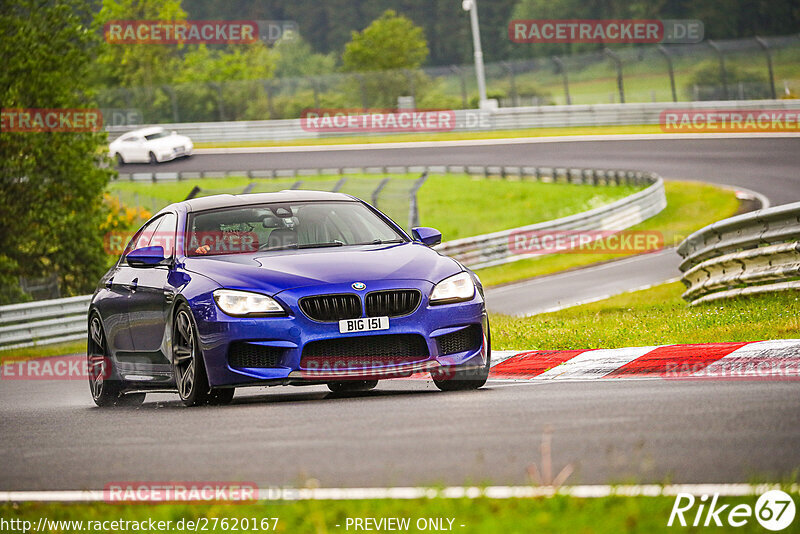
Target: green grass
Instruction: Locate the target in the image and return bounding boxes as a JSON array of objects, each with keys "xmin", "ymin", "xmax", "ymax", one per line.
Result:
[
  {"xmin": 193, "ymin": 124, "xmax": 665, "ymax": 148},
  {"xmin": 0, "ymin": 340, "xmax": 84, "ymax": 364},
  {"xmin": 3, "ymin": 494, "xmax": 792, "ymax": 534},
  {"xmin": 110, "ymin": 173, "xmax": 642, "ymax": 242},
  {"xmin": 476, "ymin": 181, "xmax": 740, "ymax": 287},
  {"xmin": 418, "ymin": 176, "xmax": 640, "ymax": 241},
  {"xmin": 491, "ymin": 282, "xmax": 800, "ymax": 351}
]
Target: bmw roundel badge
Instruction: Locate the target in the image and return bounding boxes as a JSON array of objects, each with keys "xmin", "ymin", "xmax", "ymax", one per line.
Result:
[{"xmin": 352, "ymin": 282, "xmax": 366, "ymax": 290}]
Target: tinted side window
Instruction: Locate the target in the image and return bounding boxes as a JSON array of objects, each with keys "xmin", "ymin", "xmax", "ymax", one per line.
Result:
[
  {"xmin": 150, "ymin": 213, "xmax": 177, "ymax": 258},
  {"xmin": 122, "ymin": 216, "xmax": 165, "ymax": 259}
]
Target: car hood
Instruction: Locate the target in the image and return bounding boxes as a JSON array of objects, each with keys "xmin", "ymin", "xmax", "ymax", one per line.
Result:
[{"xmin": 182, "ymin": 242, "xmax": 462, "ymax": 294}]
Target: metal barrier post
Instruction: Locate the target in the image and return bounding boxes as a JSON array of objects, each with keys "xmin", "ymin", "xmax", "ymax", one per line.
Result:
[
  {"xmin": 162, "ymin": 85, "xmax": 180, "ymax": 123},
  {"xmin": 371, "ymin": 178, "xmax": 390, "ymax": 209},
  {"xmin": 451, "ymin": 65, "xmax": 469, "ymax": 109},
  {"xmin": 604, "ymin": 48, "xmax": 625, "ymax": 104},
  {"xmin": 552, "ymin": 56, "xmax": 571, "ymax": 105},
  {"xmin": 185, "ymin": 186, "xmax": 202, "ymax": 200},
  {"xmin": 408, "ymin": 172, "xmax": 429, "ymax": 230},
  {"xmin": 755, "ymin": 37, "xmax": 777, "ymax": 100},
  {"xmin": 502, "ymin": 62, "xmax": 518, "ymax": 107},
  {"xmin": 657, "ymin": 45, "xmax": 678, "ymax": 102},
  {"xmin": 707, "ymin": 40, "xmax": 730, "ymax": 100}
]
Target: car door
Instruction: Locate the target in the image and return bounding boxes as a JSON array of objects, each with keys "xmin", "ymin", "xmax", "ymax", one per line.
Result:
[
  {"xmin": 123, "ymin": 135, "xmax": 146, "ymax": 161},
  {"xmin": 126, "ymin": 212, "xmax": 179, "ymax": 359},
  {"xmin": 106, "ymin": 216, "xmax": 164, "ymax": 356},
  {"xmin": 94, "ymin": 264, "xmax": 136, "ymax": 356}
]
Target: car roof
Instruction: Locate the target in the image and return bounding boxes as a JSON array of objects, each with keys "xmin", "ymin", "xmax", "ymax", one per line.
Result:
[
  {"xmin": 177, "ymin": 190, "xmax": 359, "ymax": 213},
  {"xmin": 119, "ymin": 126, "xmax": 165, "ymax": 138}
]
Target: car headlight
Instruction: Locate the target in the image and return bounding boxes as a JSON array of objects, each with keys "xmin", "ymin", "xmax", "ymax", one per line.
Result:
[
  {"xmin": 213, "ymin": 289, "xmax": 285, "ymax": 317},
  {"xmin": 430, "ymin": 272, "xmax": 475, "ymax": 305}
]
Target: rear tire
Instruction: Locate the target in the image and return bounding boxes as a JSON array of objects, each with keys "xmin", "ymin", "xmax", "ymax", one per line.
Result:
[
  {"xmin": 88, "ymin": 313, "xmax": 146, "ymax": 407},
  {"xmin": 433, "ymin": 324, "xmax": 491, "ymax": 392},
  {"xmin": 327, "ymin": 380, "xmax": 378, "ymax": 393}
]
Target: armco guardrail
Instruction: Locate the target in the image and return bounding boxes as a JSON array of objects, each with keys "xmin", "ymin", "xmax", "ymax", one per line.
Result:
[
  {"xmin": 107, "ymin": 99, "xmax": 799, "ymax": 144},
  {"xmin": 677, "ymin": 201, "xmax": 800, "ymax": 306},
  {"xmin": 6, "ymin": 166, "xmax": 665, "ymax": 349},
  {"xmin": 435, "ymin": 167, "xmax": 665, "ymax": 269},
  {"xmin": 0, "ymin": 295, "xmax": 91, "ymax": 351}
]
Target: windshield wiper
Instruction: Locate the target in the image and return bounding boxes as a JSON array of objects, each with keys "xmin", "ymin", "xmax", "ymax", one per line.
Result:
[
  {"xmin": 357, "ymin": 239, "xmax": 405, "ymax": 245},
  {"xmin": 297, "ymin": 240, "xmax": 345, "ymax": 249}
]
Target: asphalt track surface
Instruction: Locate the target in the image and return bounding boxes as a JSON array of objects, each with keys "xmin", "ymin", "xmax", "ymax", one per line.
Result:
[
  {"xmin": 2, "ymin": 379, "xmax": 800, "ymax": 490},
  {"xmin": 2, "ymin": 135, "xmax": 799, "ymax": 491},
  {"xmin": 485, "ymin": 248, "xmax": 681, "ymax": 316}
]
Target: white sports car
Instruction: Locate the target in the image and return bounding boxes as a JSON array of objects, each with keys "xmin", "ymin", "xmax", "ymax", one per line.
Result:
[{"xmin": 109, "ymin": 126, "xmax": 193, "ymax": 165}]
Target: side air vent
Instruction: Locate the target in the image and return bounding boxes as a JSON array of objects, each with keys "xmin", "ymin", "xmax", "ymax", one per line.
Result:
[
  {"xmin": 228, "ymin": 342, "xmax": 284, "ymax": 368},
  {"xmin": 436, "ymin": 325, "xmax": 483, "ymax": 356}
]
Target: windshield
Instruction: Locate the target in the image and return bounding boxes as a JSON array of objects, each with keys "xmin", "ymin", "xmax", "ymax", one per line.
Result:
[
  {"xmin": 144, "ymin": 131, "xmax": 170, "ymax": 141},
  {"xmin": 186, "ymin": 201, "xmax": 405, "ymax": 257}
]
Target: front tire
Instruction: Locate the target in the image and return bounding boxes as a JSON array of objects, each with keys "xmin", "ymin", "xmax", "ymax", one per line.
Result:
[
  {"xmin": 172, "ymin": 304, "xmax": 233, "ymax": 406},
  {"xmin": 115, "ymin": 153, "xmax": 125, "ymax": 166},
  {"xmin": 88, "ymin": 313, "xmax": 145, "ymax": 407},
  {"xmin": 148, "ymin": 151, "xmax": 158, "ymax": 165}
]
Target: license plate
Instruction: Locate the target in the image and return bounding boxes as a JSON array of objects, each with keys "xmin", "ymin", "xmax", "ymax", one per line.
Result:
[{"xmin": 339, "ymin": 316, "xmax": 389, "ymax": 334}]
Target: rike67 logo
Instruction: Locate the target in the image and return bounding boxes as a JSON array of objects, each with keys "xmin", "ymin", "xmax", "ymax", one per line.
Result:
[{"xmin": 669, "ymin": 490, "xmax": 796, "ymax": 531}]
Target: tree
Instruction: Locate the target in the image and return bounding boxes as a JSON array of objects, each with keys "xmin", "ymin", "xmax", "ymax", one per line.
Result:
[
  {"xmin": 93, "ymin": 0, "xmax": 187, "ymax": 89},
  {"xmin": 341, "ymin": 10, "xmax": 429, "ymax": 108},
  {"xmin": 0, "ymin": 0, "xmax": 115, "ymax": 303},
  {"xmin": 175, "ymin": 43, "xmax": 276, "ymax": 121},
  {"xmin": 342, "ymin": 10, "xmax": 428, "ymax": 72},
  {"xmin": 273, "ymin": 32, "xmax": 336, "ymax": 79}
]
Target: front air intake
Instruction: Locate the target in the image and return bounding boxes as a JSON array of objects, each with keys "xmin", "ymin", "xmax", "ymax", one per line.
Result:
[{"xmin": 299, "ymin": 294, "xmax": 362, "ymax": 322}]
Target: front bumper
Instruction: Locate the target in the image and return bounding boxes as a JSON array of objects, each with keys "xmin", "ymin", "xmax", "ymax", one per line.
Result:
[
  {"xmin": 160, "ymin": 146, "xmax": 192, "ymax": 161},
  {"xmin": 190, "ymin": 279, "xmax": 488, "ymax": 387}
]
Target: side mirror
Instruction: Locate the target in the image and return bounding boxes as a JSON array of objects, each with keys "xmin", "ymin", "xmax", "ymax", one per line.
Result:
[
  {"xmin": 411, "ymin": 227, "xmax": 442, "ymax": 247},
  {"xmin": 127, "ymin": 245, "xmax": 166, "ymax": 267}
]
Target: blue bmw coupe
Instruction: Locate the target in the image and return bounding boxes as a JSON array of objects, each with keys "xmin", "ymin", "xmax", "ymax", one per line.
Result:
[{"xmin": 88, "ymin": 191, "xmax": 490, "ymax": 406}]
